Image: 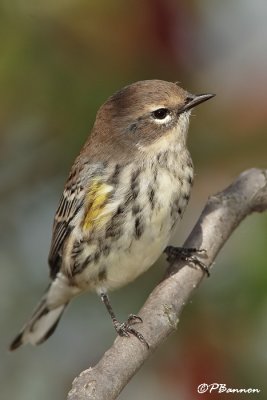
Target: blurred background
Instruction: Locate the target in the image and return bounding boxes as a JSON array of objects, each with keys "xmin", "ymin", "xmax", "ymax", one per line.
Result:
[{"xmin": 1, "ymin": 0, "xmax": 267, "ymax": 399}]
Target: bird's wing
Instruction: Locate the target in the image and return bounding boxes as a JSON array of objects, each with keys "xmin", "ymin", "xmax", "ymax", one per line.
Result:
[
  {"xmin": 48, "ymin": 163, "xmax": 114, "ymax": 279},
  {"xmin": 48, "ymin": 163, "xmax": 85, "ymax": 278}
]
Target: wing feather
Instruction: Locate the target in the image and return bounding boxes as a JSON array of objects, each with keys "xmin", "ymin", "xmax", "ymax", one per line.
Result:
[
  {"xmin": 48, "ymin": 165, "xmax": 85, "ymax": 278},
  {"xmin": 48, "ymin": 162, "xmax": 114, "ymax": 279}
]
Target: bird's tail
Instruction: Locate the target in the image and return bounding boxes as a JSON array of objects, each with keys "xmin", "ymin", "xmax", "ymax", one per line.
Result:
[{"xmin": 9, "ymin": 274, "xmax": 77, "ymax": 351}]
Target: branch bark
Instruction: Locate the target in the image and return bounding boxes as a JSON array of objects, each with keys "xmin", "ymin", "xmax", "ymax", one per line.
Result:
[{"xmin": 67, "ymin": 168, "xmax": 267, "ymax": 400}]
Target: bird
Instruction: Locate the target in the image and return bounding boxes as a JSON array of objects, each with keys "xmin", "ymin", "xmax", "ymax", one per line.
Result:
[{"xmin": 9, "ymin": 80, "xmax": 214, "ymax": 351}]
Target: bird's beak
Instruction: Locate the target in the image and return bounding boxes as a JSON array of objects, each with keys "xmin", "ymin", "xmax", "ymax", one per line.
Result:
[{"xmin": 179, "ymin": 93, "xmax": 215, "ymax": 114}]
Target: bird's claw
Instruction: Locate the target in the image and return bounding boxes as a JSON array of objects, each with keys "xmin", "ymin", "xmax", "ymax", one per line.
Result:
[
  {"xmin": 164, "ymin": 246, "xmax": 210, "ymax": 277},
  {"xmin": 114, "ymin": 314, "xmax": 149, "ymax": 348}
]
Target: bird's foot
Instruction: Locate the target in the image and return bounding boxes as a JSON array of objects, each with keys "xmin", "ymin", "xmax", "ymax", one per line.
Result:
[
  {"xmin": 113, "ymin": 314, "xmax": 149, "ymax": 348},
  {"xmin": 164, "ymin": 246, "xmax": 210, "ymax": 277}
]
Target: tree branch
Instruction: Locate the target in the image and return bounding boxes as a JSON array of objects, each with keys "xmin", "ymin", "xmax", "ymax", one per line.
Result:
[{"xmin": 67, "ymin": 168, "xmax": 267, "ymax": 400}]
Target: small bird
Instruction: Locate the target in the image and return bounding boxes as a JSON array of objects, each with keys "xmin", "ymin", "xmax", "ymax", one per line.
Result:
[{"xmin": 10, "ymin": 80, "xmax": 214, "ymax": 350}]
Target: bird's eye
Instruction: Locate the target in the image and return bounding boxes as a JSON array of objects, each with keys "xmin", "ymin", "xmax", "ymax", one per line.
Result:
[{"xmin": 151, "ymin": 108, "xmax": 170, "ymax": 120}]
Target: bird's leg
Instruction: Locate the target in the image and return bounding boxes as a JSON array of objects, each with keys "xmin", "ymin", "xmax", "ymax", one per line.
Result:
[
  {"xmin": 164, "ymin": 245, "xmax": 210, "ymax": 276},
  {"xmin": 100, "ymin": 292, "xmax": 149, "ymax": 348}
]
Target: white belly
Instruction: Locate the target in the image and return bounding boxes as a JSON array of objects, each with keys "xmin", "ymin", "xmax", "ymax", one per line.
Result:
[
  {"xmin": 102, "ymin": 210, "xmax": 173, "ymax": 290},
  {"xmin": 72, "ymin": 155, "xmax": 193, "ymax": 292},
  {"xmin": 94, "ymin": 167, "xmax": 184, "ymax": 291}
]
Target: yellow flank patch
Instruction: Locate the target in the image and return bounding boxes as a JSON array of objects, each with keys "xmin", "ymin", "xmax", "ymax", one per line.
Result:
[{"xmin": 83, "ymin": 180, "xmax": 113, "ymax": 231}]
